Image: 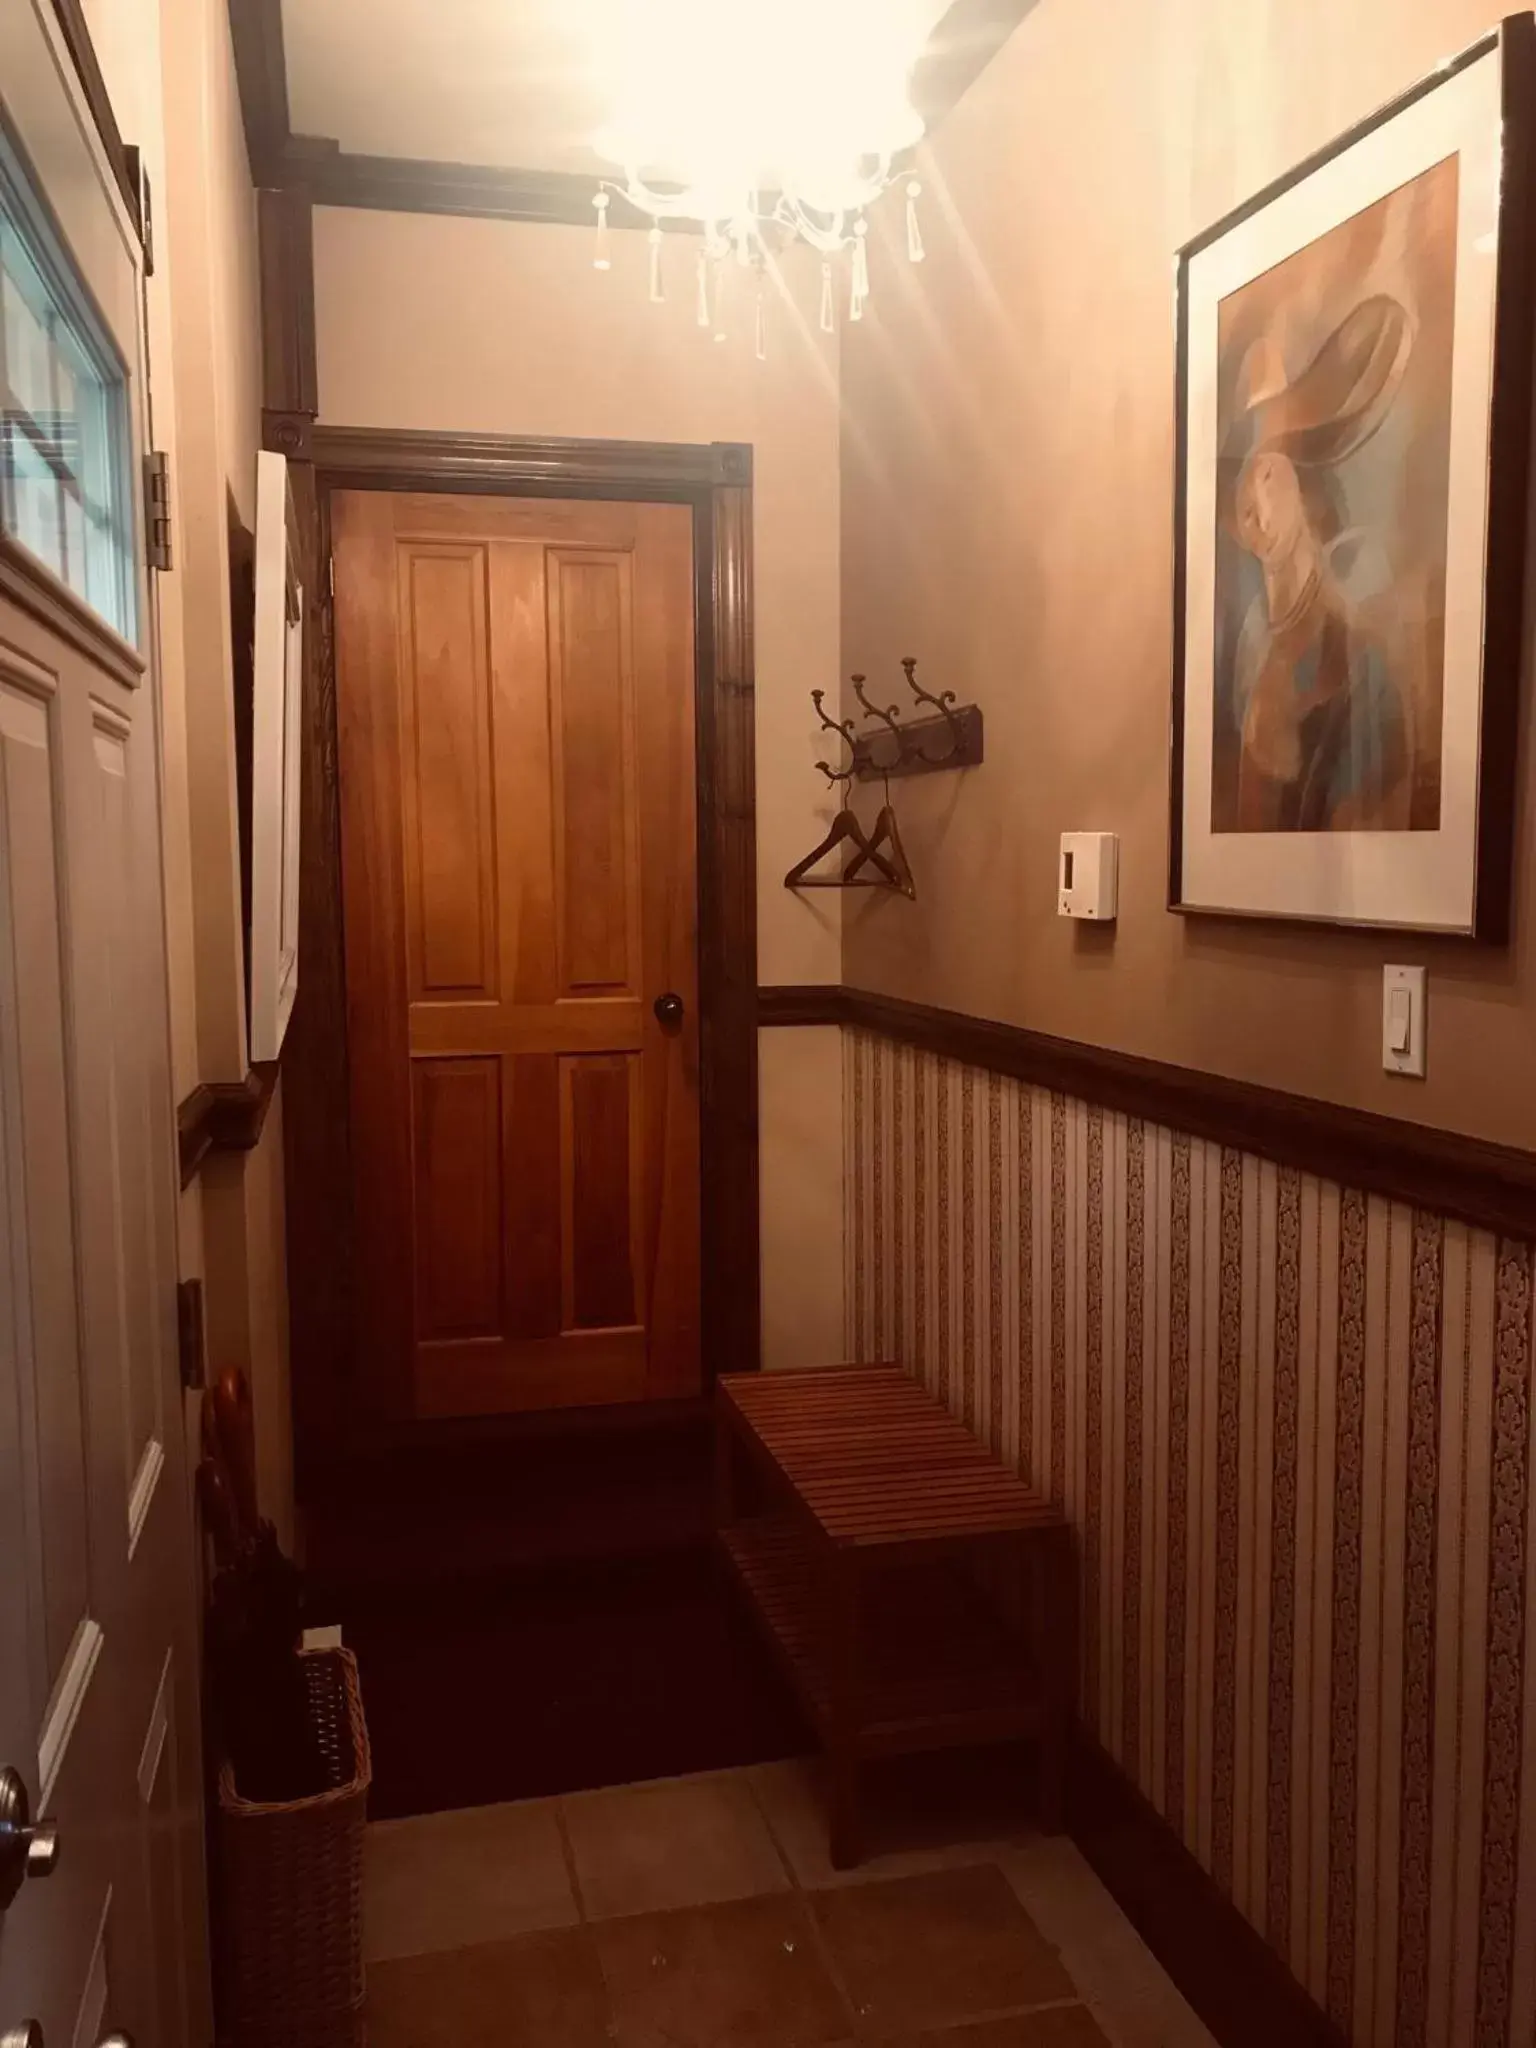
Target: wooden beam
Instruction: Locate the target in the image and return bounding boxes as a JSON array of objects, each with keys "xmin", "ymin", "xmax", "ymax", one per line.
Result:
[
  {"xmin": 297, "ymin": 149, "xmax": 681, "ymax": 229},
  {"xmin": 227, "ymin": 0, "xmax": 290, "ymax": 183},
  {"xmin": 311, "ymin": 425, "xmax": 749, "ymax": 492},
  {"xmin": 911, "ymin": 0, "xmax": 1039, "ymax": 129},
  {"xmin": 258, "ymin": 186, "xmax": 318, "ymax": 453}
]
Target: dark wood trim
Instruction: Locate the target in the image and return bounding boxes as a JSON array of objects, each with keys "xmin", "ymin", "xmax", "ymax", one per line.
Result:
[
  {"xmin": 258, "ymin": 186, "xmax": 318, "ymax": 419},
  {"xmin": 698, "ymin": 477, "xmax": 761, "ymax": 1392},
  {"xmin": 287, "ymin": 429, "xmax": 759, "ymax": 1486},
  {"xmin": 756, "ymin": 984, "xmax": 851, "ymax": 1029},
  {"xmin": 910, "ymin": 0, "xmax": 1038, "ymax": 129},
  {"xmin": 177, "ymin": 1061, "xmax": 280, "ymax": 1187},
  {"xmin": 1475, "ymin": 13, "xmax": 1536, "ymax": 945},
  {"xmin": 1168, "ymin": 17, "xmax": 1533, "ymax": 940},
  {"xmin": 47, "ymin": 0, "xmax": 141, "ymax": 230},
  {"xmin": 0, "ymin": 537, "xmax": 145, "ymax": 689},
  {"xmin": 757, "ymin": 983, "xmax": 1536, "ymax": 1241},
  {"xmin": 298, "ymin": 151, "xmax": 671, "ymax": 229},
  {"xmin": 282, "ymin": 465, "xmax": 350, "ymax": 1485},
  {"xmin": 226, "ymin": 0, "xmax": 290, "ymax": 184},
  {"xmin": 851, "ymin": 704, "xmax": 984, "ymax": 780},
  {"xmin": 311, "ymin": 425, "xmax": 750, "ymax": 493},
  {"xmin": 1068, "ymin": 1734, "xmax": 1345, "ymax": 2048}
]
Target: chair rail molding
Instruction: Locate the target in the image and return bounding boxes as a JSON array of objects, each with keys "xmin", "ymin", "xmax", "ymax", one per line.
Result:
[
  {"xmin": 177, "ymin": 1063, "xmax": 280, "ymax": 1186},
  {"xmin": 757, "ymin": 983, "xmax": 1536, "ymax": 1242}
]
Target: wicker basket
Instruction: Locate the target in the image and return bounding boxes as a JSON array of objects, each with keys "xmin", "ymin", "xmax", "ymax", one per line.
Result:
[{"xmin": 215, "ymin": 1647, "xmax": 372, "ymax": 2048}]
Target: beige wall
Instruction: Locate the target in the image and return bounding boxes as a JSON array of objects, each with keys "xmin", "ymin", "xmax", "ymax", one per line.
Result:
[
  {"xmin": 841, "ymin": 0, "xmax": 1536, "ymax": 1149},
  {"xmin": 92, "ymin": 0, "xmax": 295, "ymax": 1542},
  {"xmin": 759, "ymin": 1028, "xmax": 846, "ymax": 1370},
  {"xmin": 313, "ymin": 206, "xmax": 849, "ymax": 1366}
]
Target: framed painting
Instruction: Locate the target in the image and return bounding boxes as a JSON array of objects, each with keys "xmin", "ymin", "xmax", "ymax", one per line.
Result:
[{"xmin": 1170, "ymin": 15, "xmax": 1535, "ymax": 935}]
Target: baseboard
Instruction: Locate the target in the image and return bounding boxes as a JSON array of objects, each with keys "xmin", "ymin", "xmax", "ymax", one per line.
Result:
[{"xmin": 1067, "ymin": 1735, "xmax": 1345, "ymax": 2048}]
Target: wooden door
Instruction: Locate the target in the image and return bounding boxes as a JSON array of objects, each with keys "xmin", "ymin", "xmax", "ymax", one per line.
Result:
[
  {"xmin": 0, "ymin": 8, "xmax": 206, "ymax": 2047},
  {"xmin": 334, "ymin": 491, "xmax": 701, "ymax": 1419}
]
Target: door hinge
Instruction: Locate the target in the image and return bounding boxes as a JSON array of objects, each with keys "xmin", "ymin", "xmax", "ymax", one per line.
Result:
[
  {"xmin": 144, "ymin": 451, "xmax": 172, "ymax": 572},
  {"xmin": 327, "ymin": 553, "xmax": 334, "ymax": 600},
  {"xmin": 177, "ymin": 1278, "xmax": 206, "ymax": 1392}
]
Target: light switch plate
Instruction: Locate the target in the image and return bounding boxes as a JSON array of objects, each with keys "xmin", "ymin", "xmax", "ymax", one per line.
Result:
[{"xmin": 1382, "ymin": 965, "xmax": 1426, "ymax": 1077}]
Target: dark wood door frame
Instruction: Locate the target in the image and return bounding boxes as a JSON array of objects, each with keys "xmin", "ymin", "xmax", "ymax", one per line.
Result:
[{"xmin": 286, "ymin": 426, "xmax": 758, "ymax": 1486}]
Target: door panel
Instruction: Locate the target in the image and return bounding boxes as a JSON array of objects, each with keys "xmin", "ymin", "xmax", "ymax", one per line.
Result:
[
  {"xmin": 563, "ymin": 1051, "xmax": 641, "ymax": 1331},
  {"xmin": 336, "ymin": 491, "xmax": 700, "ymax": 1419},
  {"xmin": 0, "ymin": 659, "xmax": 92, "ymax": 1690},
  {"xmin": 0, "ymin": 605, "xmax": 196, "ymax": 2048},
  {"xmin": 400, "ymin": 544, "xmax": 497, "ymax": 1001},
  {"xmin": 549, "ymin": 550, "xmax": 639, "ymax": 996},
  {"xmin": 88, "ymin": 703, "xmax": 168, "ymax": 1552},
  {"xmin": 412, "ymin": 1055, "xmax": 504, "ymax": 1340},
  {"xmin": 1, "ymin": 12, "xmax": 205, "ymax": 2044}
]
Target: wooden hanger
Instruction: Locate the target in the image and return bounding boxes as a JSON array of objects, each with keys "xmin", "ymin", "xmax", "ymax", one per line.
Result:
[
  {"xmin": 843, "ymin": 798, "xmax": 916, "ymax": 898},
  {"xmin": 784, "ymin": 803, "xmax": 905, "ymax": 890}
]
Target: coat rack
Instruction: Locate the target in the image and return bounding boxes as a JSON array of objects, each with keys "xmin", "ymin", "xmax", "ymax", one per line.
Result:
[{"xmin": 783, "ymin": 660, "xmax": 984, "ymax": 899}]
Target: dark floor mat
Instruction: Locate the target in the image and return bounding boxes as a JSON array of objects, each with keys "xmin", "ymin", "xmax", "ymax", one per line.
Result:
[{"xmin": 337, "ymin": 1545, "xmax": 810, "ymax": 1819}]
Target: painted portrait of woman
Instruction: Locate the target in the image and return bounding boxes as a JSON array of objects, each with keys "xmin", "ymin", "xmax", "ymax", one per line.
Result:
[{"xmin": 1210, "ymin": 156, "xmax": 1458, "ymax": 836}]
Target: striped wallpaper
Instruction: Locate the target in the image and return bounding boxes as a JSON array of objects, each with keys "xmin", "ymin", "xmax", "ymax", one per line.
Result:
[{"xmin": 841, "ymin": 1025, "xmax": 1536, "ymax": 2048}]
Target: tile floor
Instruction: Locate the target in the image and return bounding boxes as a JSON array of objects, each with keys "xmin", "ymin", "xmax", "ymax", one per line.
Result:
[{"xmin": 364, "ymin": 1760, "xmax": 1219, "ymax": 2048}]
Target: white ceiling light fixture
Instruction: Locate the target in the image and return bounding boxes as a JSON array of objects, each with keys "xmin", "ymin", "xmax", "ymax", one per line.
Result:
[{"xmin": 586, "ymin": 0, "xmax": 931, "ymax": 354}]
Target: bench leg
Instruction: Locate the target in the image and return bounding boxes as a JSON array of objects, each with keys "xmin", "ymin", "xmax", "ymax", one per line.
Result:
[
  {"xmin": 1037, "ymin": 1527, "xmax": 1074, "ymax": 1835},
  {"xmin": 825, "ymin": 1554, "xmax": 864, "ymax": 1869},
  {"xmin": 714, "ymin": 1407, "xmax": 737, "ymax": 1531}
]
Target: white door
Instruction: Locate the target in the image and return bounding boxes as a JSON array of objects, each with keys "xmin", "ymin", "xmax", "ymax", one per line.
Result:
[{"xmin": 0, "ymin": 6, "xmax": 207, "ymax": 2048}]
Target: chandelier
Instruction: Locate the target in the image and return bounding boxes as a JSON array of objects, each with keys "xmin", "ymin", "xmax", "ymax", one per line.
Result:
[{"xmin": 586, "ymin": 0, "xmax": 930, "ymax": 353}]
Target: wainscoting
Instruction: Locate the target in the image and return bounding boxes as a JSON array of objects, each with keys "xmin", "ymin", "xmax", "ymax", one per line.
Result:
[{"xmin": 841, "ymin": 1023, "xmax": 1535, "ymax": 2048}]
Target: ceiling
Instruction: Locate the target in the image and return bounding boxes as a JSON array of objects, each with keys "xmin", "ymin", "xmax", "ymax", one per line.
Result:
[{"xmin": 280, "ymin": 0, "xmax": 955, "ymax": 174}]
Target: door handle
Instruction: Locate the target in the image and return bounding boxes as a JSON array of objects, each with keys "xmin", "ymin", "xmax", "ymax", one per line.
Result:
[
  {"xmin": 0, "ymin": 1769, "xmax": 59, "ymax": 1910},
  {"xmin": 2, "ymin": 2024, "xmax": 44, "ymax": 2048},
  {"xmin": 98, "ymin": 2035, "xmax": 135, "ymax": 2047},
  {"xmin": 653, "ymin": 992, "xmax": 684, "ymax": 1029}
]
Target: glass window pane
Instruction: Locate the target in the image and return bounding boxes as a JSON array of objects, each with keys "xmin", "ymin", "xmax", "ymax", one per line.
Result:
[{"xmin": 0, "ymin": 119, "xmax": 136, "ymax": 643}]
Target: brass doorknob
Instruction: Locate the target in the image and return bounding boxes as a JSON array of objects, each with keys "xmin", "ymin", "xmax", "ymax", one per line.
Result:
[
  {"xmin": 2, "ymin": 2023, "xmax": 44, "ymax": 2048},
  {"xmin": 0, "ymin": 1769, "xmax": 59, "ymax": 1911},
  {"xmin": 98, "ymin": 2035, "xmax": 135, "ymax": 2047},
  {"xmin": 653, "ymin": 992, "xmax": 684, "ymax": 1028}
]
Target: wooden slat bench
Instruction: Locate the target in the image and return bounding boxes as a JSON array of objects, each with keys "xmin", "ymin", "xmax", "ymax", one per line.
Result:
[{"xmin": 716, "ymin": 1363, "xmax": 1075, "ymax": 1867}]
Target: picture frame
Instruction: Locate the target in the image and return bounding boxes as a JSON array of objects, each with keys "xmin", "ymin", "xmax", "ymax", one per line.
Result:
[
  {"xmin": 1169, "ymin": 14, "xmax": 1535, "ymax": 937},
  {"xmin": 248, "ymin": 448, "xmax": 304, "ymax": 1063}
]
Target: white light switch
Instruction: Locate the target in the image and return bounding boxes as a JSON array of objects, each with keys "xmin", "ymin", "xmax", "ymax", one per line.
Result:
[{"xmin": 1382, "ymin": 965, "xmax": 1426, "ymax": 1077}]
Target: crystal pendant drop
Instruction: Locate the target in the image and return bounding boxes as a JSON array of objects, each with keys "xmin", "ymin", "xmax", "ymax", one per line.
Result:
[
  {"xmin": 755, "ymin": 285, "xmax": 768, "ymax": 363},
  {"xmin": 648, "ymin": 226, "xmax": 664, "ymax": 303},
  {"xmin": 819, "ymin": 260, "xmax": 835, "ymax": 334},
  {"xmin": 852, "ymin": 220, "xmax": 871, "ymax": 314},
  {"xmin": 592, "ymin": 190, "xmax": 612, "ymax": 272},
  {"xmin": 906, "ymin": 180, "xmax": 925, "ymax": 264}
]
